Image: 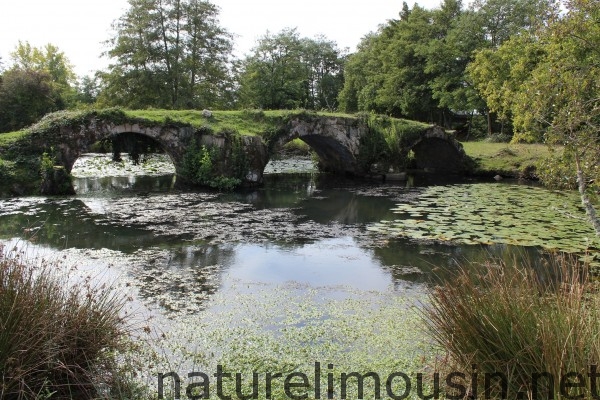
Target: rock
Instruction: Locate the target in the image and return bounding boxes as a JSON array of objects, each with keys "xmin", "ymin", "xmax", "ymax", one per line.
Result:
[
  {"xmin": 494, "ymin": 174, "xmax": 503, "ymax": 181},
  {"xmin": 202, "ymin": 109, "xmax": 212, "ymax": 118},
  {"xmin": 385, "ymin": 172, "xmax": 407, "ymax": 181},
  {"xmin": 245, "ymin": 171, "xmax": 260, "ymax": 183}
]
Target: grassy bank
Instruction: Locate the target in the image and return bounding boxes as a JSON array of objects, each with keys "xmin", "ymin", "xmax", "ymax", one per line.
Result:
[{"xmin": 461, "ymin": 141, "xmax": 554, "ymax": 178}]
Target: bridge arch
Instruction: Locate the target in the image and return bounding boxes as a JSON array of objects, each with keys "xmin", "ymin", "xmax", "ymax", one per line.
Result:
[
  {"xmin": 58, "ymin": 123, "xmax": 184, "ymax": 175},
  {"xmin": 404, "ymin": 126, "xmax": 468, "ymax": 174},
  {"xmin": 1, "ymin": 111, "xmax": 474, "ymax": 196},
  {"xmin": 268, "ymin": 116, "xmax": 364, "ymax": 174}
]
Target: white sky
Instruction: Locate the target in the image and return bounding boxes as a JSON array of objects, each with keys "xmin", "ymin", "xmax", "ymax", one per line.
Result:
[{"xmin": 0, "ymin": 0, "xmax": 443, "ymax": 77}]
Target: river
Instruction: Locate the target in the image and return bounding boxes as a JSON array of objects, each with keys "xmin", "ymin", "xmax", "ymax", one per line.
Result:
[{"xmin": 1, "ymin": 153, "xmax": 598, "ymax": 396}]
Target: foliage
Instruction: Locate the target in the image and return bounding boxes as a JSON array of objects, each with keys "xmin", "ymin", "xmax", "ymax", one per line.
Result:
[
  {"xmin": 237, "ymin": 28, "xmax": 346, "ymax": 111},
  {"xmin": 0, "ymin": 42, "xmax": 81, "ymax": 132},
  {"xmin": 357, "ymin": 113, "xmax": 430, "ymax": 172},
  {"xmin": 0, "ymin": 69, "xmax": 64, "ymax": 133},
  {"xmin": 98, "ymin": 0, "xmax": 234, "ymax": 109},
  {"xmin": 369, "ymin": 183, "xmax": 600, "ymax": 266},
  {"xmin": 513, "ymin": 0, "xmax": 600, "ymax": 234},
  {"xmin": 10, "ymin": 41, "xmax": 77, "ymax": 89},
  {"xmin": 181, "ymin": 136, "xmax": 245, "ymax": 191},
  {"xmin": 0, "ymin": 245, "xmax": 134, "ymax": 399},
  {"xmin": 338, "ymin": 0, "xmax": 552, "ymax": 131},
  {"xmin": 424, "ymin": 254, "xmax": 600, "ymax": 399},
  {"xmin": 75, "ymin": 75, "xmax": 101, "ymax": 105},
  {"xmin": 468, "ymin": 34, "xmax": 546, "ymax": 134}
]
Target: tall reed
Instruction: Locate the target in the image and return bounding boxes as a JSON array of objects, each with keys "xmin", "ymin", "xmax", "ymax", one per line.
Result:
[
  {"xmin": 424, "ymin": 254, "xmax": 600, "ymax": 399},
  {"xmin": 0, "ymin": 245, "xmax": 133, "ymax": 399}
]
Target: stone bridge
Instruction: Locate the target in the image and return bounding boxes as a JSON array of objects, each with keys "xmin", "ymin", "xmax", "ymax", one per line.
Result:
[{"xmin": 1, "ymin": 111, "xmax": 471, "ymax": 195}]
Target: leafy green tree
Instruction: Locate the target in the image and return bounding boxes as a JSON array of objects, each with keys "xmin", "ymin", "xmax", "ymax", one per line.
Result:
[
  {"xmin": 0, "ymin": 69, "xmax": 62, "ymax": 132},
  {"xmin": 237, "ymin": 29, "xmax": 345, "ymax": 110},
  {"xmin": 469, "ymin": 0, "xmax": 553, "ymax": 48},
  {"xmin": 338, "ymin": 33, "xmax": 380, "ymax": 114},
  {"xmin": 237, "ymin": 28, "xmax": 306, "ymax": 109},
  {"xmin": 468, "ymin": 0, "xmax": 554, "ymax": 134},
  {"xmin": 468, "ymin": 34, "xmax": 546, "ymax": 134},
  {"xmin": 76, "ymin": 75, "xmax": 101, "ymax": 105},
  {"xmin": 98, "ymin": 0, "xmax": 233, "ymax": 109},
  {"xmin": 9, "ymin": 41, "xmax": 78, "ymax": 107},
  {"xmin": 340, "ymin": 5, "xmax": 444, "ymax": 121},
  {"xmin": 510, "ymin": 0, "xmax": 600, "ymax": 234},
  {"xmin": 301, "ymin": 35, "xmax": 346, "ymax": 111},
  {"xmin": 339, "ymin": 0, "xmax": 553, "ymax": 131},
  {"xmin": 0, "ymin": 42, "xmax": 77, "ymax": 132},
  {"xmin": 424, "ymin": 1, "xmax": 488, "ymax": 127}
]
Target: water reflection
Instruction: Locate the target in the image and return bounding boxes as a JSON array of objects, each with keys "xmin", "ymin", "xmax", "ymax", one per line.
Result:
[
  {"xmin": 0, "ymin": 198, "xmax": 164, "ymax": 251},
  {"xmin": 73, "ymin": 175, "xmax": 176, "ymax": 194},
  {"xmin": 0, "ymin": 160, "xmax": 562, "ymax": 316}
]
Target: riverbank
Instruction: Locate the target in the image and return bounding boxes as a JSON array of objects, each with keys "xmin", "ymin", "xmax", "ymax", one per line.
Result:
[{"xmin": 461, "ymin": 141, "xmax": 553, "ymax": 179}]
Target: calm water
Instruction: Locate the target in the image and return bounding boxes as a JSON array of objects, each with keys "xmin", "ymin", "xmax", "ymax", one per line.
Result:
[
  {"xmin": 5, "ymin": 153, "xmax": 597, "ymax": 391},
  {"xmin": 0, "ymin": 154, "xmax": 558, "ymax": 317}
]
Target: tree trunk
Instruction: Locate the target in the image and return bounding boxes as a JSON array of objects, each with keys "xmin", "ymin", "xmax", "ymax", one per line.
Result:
[{"xmin": 574, "ymin": 151, "xmax": 600, "ymax": 236}]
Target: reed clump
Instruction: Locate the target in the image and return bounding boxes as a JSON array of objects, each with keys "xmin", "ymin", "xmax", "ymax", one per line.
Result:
[
  {"xmin": 425, "ymin": 254, "xmax": 600, "ymax": 399},
  {"xmin": 0, "ymin": 245, "xmax": 134, "ymax": 399}
]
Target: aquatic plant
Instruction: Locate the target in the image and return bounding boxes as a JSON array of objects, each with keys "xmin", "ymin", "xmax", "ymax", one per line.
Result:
[
  {"xmin": 137, "ymin": 282, "xmax": 441, "ymax": 399},
  {"xmin": 424, "ymin": 254, "xmax": 600, "ymax": 398},
  {"xmin": 369, "ymin": 183, "xmax": 600, "ymax": 268},
  {"xmin": 0, "ymin": 244, "xmax": 135, "ymax": 399}
]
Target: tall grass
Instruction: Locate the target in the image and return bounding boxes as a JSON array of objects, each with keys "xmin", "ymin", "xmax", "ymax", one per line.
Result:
[
  {"xmin": 424, "ymin": 255, "xmax": 600, "ymax": 399},
  {"xmin": 0, "ymin": 245, "xmax": 135, "ymax": 399}
]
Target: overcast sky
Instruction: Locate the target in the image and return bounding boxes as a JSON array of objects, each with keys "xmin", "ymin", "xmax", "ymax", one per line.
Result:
[{"xmin": 0, "ymin": 0, "xmax": 444, "ymax": 77}]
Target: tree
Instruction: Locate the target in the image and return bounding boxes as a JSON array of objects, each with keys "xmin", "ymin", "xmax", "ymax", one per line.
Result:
[
  {"xmin": 0, "ymin": 69, "xmax": 63, "ymax": 132},
  {"xmin": 98, "ymin": 0, "xmax": 233, "ymax": 109},
  {"xmin": 465, "ymin": 0, "xmax": 554, "ymax": 134},
  {"xmin": 237, "ymin": 28, "xmax": 345, "ymax": 110},
  {"xmin": 76, "ymin": 75, "xmax": 101, "ymax": 105},
  {"xmin": 8, "ymin": 41, "xmax": 78, "ymax": 107},
  {"xmin": 339, "ymin": 4, "xmax": 450, "ymax": 122},
  {"xmin": 469, "ymin": 0, "xmax": 553, "ymax": 48},
  {"xmin": 424, "ymin": 1, "xmax": 488, "ymax": 128},
  {"xmin": 301, "ymin": 35, "xmax": 346, "ymax": 111},
  {"xmin": 468, "ymin": 34, "xmax": 546, "ymax": 134},
  {"xmin": 237, "ymin": 29, "xmax": 306, "ymax": 109},
  {"xmin": 0, "ymin": 42, "xmax": 76, "ymax": 132},
  {"xmin": 510, "ymin": 0, "xmax": 600, "ymax": 235}
]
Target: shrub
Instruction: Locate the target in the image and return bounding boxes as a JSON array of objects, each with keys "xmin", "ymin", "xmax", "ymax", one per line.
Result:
[
  {"xmin": 424, "ymin": 255, "xmax": 600, "ymax": 399},
  {"xmin": 0, "ymin": 245, "xmax": 133, "ymax": 399},
  {"xmin": 181, "ymin": 135, "xmax": 246, "ymax": 191}
]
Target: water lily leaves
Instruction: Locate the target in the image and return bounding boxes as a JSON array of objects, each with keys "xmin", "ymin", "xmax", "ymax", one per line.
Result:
[{"xmin": 368, "ymin": 183, "xmax": 600, "ymax": 263}]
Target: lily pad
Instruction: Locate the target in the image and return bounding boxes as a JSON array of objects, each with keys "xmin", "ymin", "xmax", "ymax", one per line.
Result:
[{"xmin": 370, "ymin": 183, "xmax": 600, "ymax": 261}]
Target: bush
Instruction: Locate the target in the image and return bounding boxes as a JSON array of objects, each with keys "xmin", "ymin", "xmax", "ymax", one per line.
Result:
[
  {"xmin": 180, "ymin": 136, "xmax": 245, "ymax": 191},
  {"xmin": 0, "ymin": 245, "xmax": 133, "ymax": 399},
  {"xmin": 424, "ymin": 255, "xmax": 600, "ymax": 399}
]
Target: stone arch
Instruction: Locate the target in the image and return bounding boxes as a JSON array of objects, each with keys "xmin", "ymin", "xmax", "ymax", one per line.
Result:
[
  {"xmin": 268, "ymin": 116, "xmax": 364, "ymax": 174},
  {"xmin": 40, "ymin": 121, "xmax": 190, "ymax": 195},
  {"xmin": 58, "ymin": 123, "xmax": 184, "ymax": 175},
  {"xmin": 405, "ymin": 126, "xmax": 468, "ymax": 174}
]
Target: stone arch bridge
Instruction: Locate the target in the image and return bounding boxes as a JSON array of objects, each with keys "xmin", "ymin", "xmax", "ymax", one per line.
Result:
[{"xmin": 1, "ymin": 112, "xmax": 471, "ymax": 195}]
